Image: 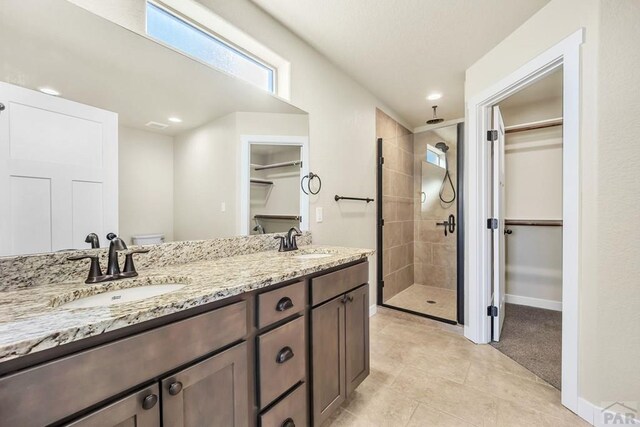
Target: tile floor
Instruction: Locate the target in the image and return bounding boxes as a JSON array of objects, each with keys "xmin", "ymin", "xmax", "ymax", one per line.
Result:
[
  {"xmin": 385, "ymin": 284, "xmax": 457, "ymax": 321},
  {"xmin": 322, "ymin": 307, "xmax": 587, "ymax": 427}
]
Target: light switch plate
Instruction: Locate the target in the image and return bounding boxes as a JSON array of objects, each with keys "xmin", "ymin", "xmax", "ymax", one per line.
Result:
[
  {"xmin": 221, "ymin": 202, "xmax": 226, "ymax": 212},
  {"xmin": 316, "ymin": 207, "xmax": 323, "ymax": 222}
]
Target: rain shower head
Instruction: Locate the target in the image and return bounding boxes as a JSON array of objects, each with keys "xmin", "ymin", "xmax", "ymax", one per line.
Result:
[
  {"xmin": 435, "ymin": 142, "xmax": 449, "ymax": 153},
  {"xmin": 426, "ymin": 105, "xmax": 444, "ymax": 125}
]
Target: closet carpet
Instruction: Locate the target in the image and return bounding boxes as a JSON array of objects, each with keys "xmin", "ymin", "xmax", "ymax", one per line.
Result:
[{"xmin": 490, "ymin": 303, "xmax": 562, "ymax": 389}]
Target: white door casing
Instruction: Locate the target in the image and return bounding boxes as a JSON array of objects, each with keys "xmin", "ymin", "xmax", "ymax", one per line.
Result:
[
  {"xmin": 465, "ymin": 29, "xmax": 583, "ymax": 414},
  {"xmin": 491, "ymin": 106, "xmax": 506, "ymax": 341},
  {"xmin": 0, "ymin": 81, "xmax": 118, "ymax": 256}
]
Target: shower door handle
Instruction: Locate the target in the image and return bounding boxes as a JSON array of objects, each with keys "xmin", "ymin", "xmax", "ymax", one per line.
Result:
[{"xmin": 448, "ymin": 214, "xmax": 456, "ymax": 234}]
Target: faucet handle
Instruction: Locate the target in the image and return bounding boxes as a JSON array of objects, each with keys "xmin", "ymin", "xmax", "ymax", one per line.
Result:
[
  {"xmin": 274, "ymin": 235, "xmax": 286, "ymax": 252},
  {"xmin": 67, "ymin": 254, "xmax": 106, "ymax": 284},
  {"xmin": 120, "ymin": 249, "xmax": 150, "ymax": 278}
]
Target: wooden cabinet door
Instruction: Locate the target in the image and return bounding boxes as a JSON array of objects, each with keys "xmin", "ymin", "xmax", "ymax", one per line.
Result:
[
  {"xmin": 344, "ymin": 284, "xmax": 370, "ymax": 395},
  {"xmin": 64, "ymin": 384, "xmax": 160, "ymax": 427},
  {"xmin": 311, "ymin": 295, "xmax": 346, "ymax": 426},
  {"xmin": 161, "ymin": 342, "xmax": 249, "ymax": 427}
]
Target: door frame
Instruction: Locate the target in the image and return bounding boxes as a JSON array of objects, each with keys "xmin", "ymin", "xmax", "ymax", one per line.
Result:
[
  {"xmin": 239, "ymin": 134, "xmax": 309, "ymax": 235},
  {"xmin": 465, "ymin": 29, "xmax": 583, "ymax": 413}
]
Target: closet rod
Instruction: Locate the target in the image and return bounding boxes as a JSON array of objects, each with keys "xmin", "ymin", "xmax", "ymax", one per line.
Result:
[
  {"xmin": 254, "ymin": 160, "xmax": 302, "ymax": 171},
  {"xmin": 254, "ymin": 214, "xmax": 301, "ymax": 221},
  {"xmin": 505, "ymin": 219, "xmax": 563, "ymax": 227},
  {"xmin": 505, "ymin": 117, "xmax": 563, "ymax": 134}
]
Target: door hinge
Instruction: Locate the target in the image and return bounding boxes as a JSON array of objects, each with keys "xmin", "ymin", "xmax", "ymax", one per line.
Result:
[
  {"xmin": 381, "ymin": 280, "xmax": 385, "ymax": 288},
  {"xmin": 487, "ymin": 218, "xmax": 498, "ymax": 230},
  {"xmin": 487, "ymin": 129, "xmax": 498, "ymax": 141},
  {"xmin": 487, "ymin": 305, "xmax": 498, "ymax": 317},
  {"xmin": 379, "ymin": 218, "xmax": 385, "ymax": 227},
  {"xmin": 379, "ymin": 156, "xmax": 385, "ymax": 165}
]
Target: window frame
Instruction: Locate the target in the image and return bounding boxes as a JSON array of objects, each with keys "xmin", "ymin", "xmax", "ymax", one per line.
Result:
[
  {"xmin": 146, "ymin": 0, "xmax": 278, "ymax": 94},
  {"xmin": 426, "ymin": 145, "xmax": 446, "ymax": 168}
]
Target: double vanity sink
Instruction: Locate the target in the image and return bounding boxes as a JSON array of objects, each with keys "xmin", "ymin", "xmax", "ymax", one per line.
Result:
[{"xmin": 0, "ymin": 245, "xmax": 372, "ymax": 427}]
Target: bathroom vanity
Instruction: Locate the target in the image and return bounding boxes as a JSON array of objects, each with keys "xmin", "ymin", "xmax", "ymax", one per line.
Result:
[{"xmin": 0, "ymin": 247, "xmax": 371, "ymax": 427}]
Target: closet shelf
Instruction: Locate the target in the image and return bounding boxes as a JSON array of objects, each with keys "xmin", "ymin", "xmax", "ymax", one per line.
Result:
[
  {"xmin": 253, "ymin": 160, "xmax": 302, "ymax": 171},
  {"xmin": 504, "ymin": 117, "xmax": 563, "ymax": 134},
  {"xmin": 254, "ymin": 214, "xmax": 301, "ymax": 221},
  {"xmin": 250, "ymin": 178, "xmax": 274, "ymax": 185}
]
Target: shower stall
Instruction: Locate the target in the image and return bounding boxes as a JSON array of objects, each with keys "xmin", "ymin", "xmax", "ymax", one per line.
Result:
[{"xmin": 376, "ymin": 109, "xmax": 464, "ymax": 324}]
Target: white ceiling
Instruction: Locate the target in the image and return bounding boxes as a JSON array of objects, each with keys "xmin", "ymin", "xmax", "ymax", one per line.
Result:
[{"xmin": 252, "ymin": 0, "xmax": 550, "ymax": 128}]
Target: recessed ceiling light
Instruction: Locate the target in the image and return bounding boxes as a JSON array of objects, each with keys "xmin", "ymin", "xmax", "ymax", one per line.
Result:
[
  {"xmin": 168, "ymin": 117, "xmax": 182, "ymax": 123},
  {"xmin": 39, "ymin": 87, "xmax": 61, "ymax": 96},
  {"xmin": 427, "ymin": 93, "xmax": 442, "ymax": 101}
]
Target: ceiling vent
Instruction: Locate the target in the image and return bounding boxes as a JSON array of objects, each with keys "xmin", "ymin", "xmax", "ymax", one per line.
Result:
[{"xmin": 145, "ymin": 121, "xmax": 169, "ymax": 130}]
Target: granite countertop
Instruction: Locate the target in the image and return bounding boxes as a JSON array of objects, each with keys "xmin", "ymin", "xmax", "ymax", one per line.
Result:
[{"xmin": 0, "ymin": 245, "xmax": 373, "ymax": 364}]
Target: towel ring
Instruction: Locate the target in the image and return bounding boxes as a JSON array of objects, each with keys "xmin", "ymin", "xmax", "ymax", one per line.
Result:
[{"xmin": 301, "ymin": 172, "xmax": 322, "ymax": 195}]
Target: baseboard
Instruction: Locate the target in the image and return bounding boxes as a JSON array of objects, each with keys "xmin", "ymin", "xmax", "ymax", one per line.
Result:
[
  {"xmin": 577, "ymin": 397, "xmax": 639, "ymax": 426},
  {"xmin": 369, "ymin": 304, "xmax": 377, "ymax": 317},
  {"xmin": 505, "ymin": 293, "xmax": 562, "ymax": 311}
]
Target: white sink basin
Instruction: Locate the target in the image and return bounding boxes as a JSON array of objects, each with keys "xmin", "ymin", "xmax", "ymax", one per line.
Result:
[
  {"xmin": 292, "ymin": 253, "xmax": 333, "ymax": 260},
  {"xmin": 61, "ymin": 284, "xmax": 185, "ymax": 309}
]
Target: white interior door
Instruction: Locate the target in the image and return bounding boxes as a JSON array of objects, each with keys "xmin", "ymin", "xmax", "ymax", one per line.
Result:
[
  {"xmin": 492, "ymin": 106, "xmax": 506, "ymax": 341},
  {"xmin": 0, "ymin": 82, "xmax": 118, "ymax": 256}
]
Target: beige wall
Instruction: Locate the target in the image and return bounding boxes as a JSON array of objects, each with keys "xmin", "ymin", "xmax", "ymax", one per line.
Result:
[
  {"xmin": 378, "ymin": 109, "xmax": 414, "ymax": 301},
  {"xmin": 173, "ymin": 113, "xmax": 238, "ymax": 240},
  {"xmin": 413, "ymin": 129, "xmax": 457, "ymax": 291},
  {"xmin": 118, "ymin": 126, "xmax": 174, "ymax": 245},
  {"xmin": 466, "ymin": 0, "xmax": 640, "ymax": 408}
]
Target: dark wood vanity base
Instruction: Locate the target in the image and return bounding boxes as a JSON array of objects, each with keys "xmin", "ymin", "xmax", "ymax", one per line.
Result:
[{"xmin": 0, "ymin": 260, "xmax": 370, "ymax": 427}]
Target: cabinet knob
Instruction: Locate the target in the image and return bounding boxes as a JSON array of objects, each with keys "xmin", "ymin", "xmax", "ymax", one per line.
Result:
[
  {"xmin": 142, "ymin": 394, "xmax": 158, "ymax": 410},
  {"xmin": 168, "ymin": 381, "xmax": 183, "ymax": 395},
  {"xmin": 276, "ymin": 346, "xmax": 295, "ymax": 364},
  {"xmin": 276, "ymin": 297, "xmax": 294, "ymax": 312},
  {"xmin": 281, "ymin": 418, "xmax": 296, "ymax": 427}
]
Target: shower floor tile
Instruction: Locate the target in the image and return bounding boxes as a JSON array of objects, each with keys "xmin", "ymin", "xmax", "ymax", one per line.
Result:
[{"xmin": 385, "ymin": 284, "xmax": 457, "ymax": 321}]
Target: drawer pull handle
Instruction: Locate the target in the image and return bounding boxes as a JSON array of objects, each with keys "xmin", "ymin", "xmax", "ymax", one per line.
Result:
[
  {"xmin": 142, "ymin": 394, "xmax": 158, "ymax": 410},
  {"xmin": 168, "ymin": 381, "xmax": 183, "ymax": 396},
  {"xmin": 281, "ymin": 418, "xmax": 296, "ymax": 427},
  {"xmin": 276, "ymin": 297, "xmax": 294, "ymax": 312},
  {"xmin": 276, "ymin": 346, "xmax": 295, "ymax": 364}
]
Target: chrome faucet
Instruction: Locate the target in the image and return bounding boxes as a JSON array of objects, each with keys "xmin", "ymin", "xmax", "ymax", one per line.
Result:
[{"xmin": 106, "ymin": 233, "xmax": 127, "ymax": 276}]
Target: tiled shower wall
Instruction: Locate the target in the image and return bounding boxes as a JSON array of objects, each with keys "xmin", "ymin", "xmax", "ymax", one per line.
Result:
[
  {"xmin": 413, "ymin": 130, "xmax": 458, "ymax": 290},
  {"xmin": 376, "ymin": 109, "xmax": 414, "ymax": 301}
]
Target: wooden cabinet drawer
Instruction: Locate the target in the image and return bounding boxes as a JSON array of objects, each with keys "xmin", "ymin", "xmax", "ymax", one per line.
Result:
[
  {"xmin": 258, "ymin": 280, "xmax": 305, "ymax": 328},
  {"xmin": 0, "ymin": 301, "xmax": 247, "ymax": 427},
  {"xmin": 260, "ymin": 382, "xmax": 308, "ymax": 427},
  {"xmin": 310, "ymin": 261, "xmax": 368, "ymax": 306},
  {"xmin": 258, "ymin": 316, "xmax": 306, "ymax": 408}
]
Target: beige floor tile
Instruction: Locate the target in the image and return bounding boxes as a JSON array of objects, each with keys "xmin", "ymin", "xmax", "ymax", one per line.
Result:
[
  {"xmin": 390, "ymin": 367, "xmax": 498, "ymax": 426},
  {"xmin": 330, "ymin": 308, "xmax": 586, "ymax": 427},
  {"xmin": 407, "ymin": 403, "xmax": 475, "ymax": 427}
]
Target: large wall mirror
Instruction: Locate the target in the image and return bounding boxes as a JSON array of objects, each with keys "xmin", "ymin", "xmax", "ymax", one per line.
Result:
[{"xmin": 0, "ymin": 0, "xmax": 310, "ymax": 256}]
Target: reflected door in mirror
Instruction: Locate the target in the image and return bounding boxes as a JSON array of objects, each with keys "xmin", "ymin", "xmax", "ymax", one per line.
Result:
[{"xmin": 0, "ymin": 82, "xmax": 118, "ymax": 256}]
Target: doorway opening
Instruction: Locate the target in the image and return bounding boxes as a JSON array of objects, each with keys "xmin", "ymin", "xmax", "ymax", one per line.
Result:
[
  {"xmin": 375, "ymin": 109, "xmax": 464, "ymax": 325},
  {"xmin": 489, "ymin": 68, "xmax": 564, "ymax": 390}
]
